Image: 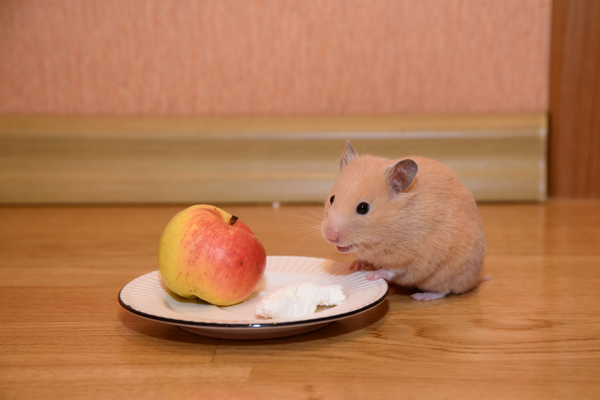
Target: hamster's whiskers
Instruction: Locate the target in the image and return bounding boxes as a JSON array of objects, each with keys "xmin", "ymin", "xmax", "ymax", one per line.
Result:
[
  {"xmin": 349, "ymin": 235, "xmax": 381, "ymax": 260},
  {"xmin": 280, "ymin": 221, "xmax": 326, "ymax": 252}
]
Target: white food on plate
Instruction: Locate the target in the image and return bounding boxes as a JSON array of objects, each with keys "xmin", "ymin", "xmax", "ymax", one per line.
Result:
[{"xmin": 256, "ymin": 281, "xmax": 346, "ymax": 319}]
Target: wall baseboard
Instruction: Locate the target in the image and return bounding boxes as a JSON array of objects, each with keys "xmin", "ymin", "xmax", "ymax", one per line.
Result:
[{"xmin": 0, "ymin": 114, "xmax": 547, "ymax": 204}]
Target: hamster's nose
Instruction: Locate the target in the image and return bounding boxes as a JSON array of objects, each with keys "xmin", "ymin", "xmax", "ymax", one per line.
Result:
[{"xmin": 325, "ymin": 227, "xmax": 340, "ymax": 243}]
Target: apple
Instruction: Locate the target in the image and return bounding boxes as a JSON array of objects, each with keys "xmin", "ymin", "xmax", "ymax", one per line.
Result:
[{"xmin": 158, "ymin": 205, "xmax": 267, "ymax": 306}]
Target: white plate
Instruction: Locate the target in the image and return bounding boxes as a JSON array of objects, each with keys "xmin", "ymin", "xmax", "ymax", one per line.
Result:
[{"xmin": 118, "ymin": 255, "xmax": 388, "ymax": 340}]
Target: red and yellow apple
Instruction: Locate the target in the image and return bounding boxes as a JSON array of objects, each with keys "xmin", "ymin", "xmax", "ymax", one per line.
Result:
[{"xmin": 158, "ymin": 205, "xmax": 267, "ymax": 306}]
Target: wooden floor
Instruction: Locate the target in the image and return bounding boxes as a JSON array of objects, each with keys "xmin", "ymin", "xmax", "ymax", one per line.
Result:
[{"xmin": 1, "ymin": 201, "xmax": 599, "ymax": 399}]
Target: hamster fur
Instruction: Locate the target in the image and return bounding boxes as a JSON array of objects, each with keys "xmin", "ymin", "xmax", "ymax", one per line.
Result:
[{"xmin": 321, "ymin": 141, "xmax": 487, "ymax": 301}]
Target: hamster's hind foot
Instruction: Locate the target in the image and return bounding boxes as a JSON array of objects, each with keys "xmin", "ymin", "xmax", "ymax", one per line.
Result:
[{"xmin": 411, "ymin": 292, "xmax": 449, "ymax": 301}]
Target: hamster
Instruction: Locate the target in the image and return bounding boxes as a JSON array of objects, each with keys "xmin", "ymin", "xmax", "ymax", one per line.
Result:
[{"xmin": 321, "ymin": 141, "xmax": 487, "ymax": 301}]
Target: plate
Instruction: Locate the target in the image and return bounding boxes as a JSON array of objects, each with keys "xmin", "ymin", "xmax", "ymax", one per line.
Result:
[{"xmin": 118, "ymin": 255, "xmax": 389, "ymax": 340}]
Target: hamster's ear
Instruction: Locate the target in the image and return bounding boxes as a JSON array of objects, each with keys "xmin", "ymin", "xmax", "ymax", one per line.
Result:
[
  {"xmin": 387, "ymin": 159, "xmax": 418, "ymax": 193},
  {"xmin": 340, "ymin": 140, "xmax": 358, "ymax": 170}
]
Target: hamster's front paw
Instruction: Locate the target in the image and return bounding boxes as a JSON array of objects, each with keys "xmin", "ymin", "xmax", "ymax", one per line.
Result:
[
  {"xmin": 349, "ymin": 260, "xmax": 381, "ymax": 272},
  {"xmin": 349, "ymin": 260, "xmax": 369, "ymax": 271},
  {"xmin": 365, "ymin": 269, "xmax": 395, "ymax": 281}
]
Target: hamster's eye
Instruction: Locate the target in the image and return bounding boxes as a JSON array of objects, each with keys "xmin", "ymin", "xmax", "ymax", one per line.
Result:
[
  {"xmin": 329, "ymin": 195, "xmax": 335, "ymax": 205},
  {"xmin": 356, "ymin": 202, "xmax": 370, "ymax": 215}
]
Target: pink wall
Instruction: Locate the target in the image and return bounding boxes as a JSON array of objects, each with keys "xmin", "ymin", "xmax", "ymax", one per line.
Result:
[{"xmin": 0, "ymin": 0, "xmax": 551, "ymax": 115}]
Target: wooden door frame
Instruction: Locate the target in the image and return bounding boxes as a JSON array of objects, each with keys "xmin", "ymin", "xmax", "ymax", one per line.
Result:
[{"xmin": 549, "ymin": 0, "xmax": 600, "ymax": 198}]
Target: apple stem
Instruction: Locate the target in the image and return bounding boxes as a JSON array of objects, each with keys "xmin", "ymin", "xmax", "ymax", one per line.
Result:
[{"xmin": 229, "ymin": 215, "xmax": 238, "ymax": 226}]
